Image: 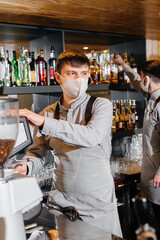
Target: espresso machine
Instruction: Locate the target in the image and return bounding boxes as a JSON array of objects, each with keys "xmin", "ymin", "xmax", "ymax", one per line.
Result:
[{"xmin": 0, "ymin": 98, "xmax": 42, "ymax": 240}]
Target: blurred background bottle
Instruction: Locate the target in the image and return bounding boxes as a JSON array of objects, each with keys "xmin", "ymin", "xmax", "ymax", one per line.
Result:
[
  {"xmin": 11, "ymin": 50, "xmax": 20, "ymax": 86},
  {"xmin": 101, "ymin": 51, "xmax": 111, "ymax": 83},
  {"xmin": 130, "ymin": 52, "xmax": 138, "ymax": 73},
  {"xmin": 0, "ymin": 46, "xmax": 5, "ymax": 87},
  {"xmin": 90, "ymin": 50, "xmax": 101, "ymax": 84},
  {"xmin": 35, "ymin": 48, "xmax": 47, "ymax": 86},
  {"xmin": 4, "ymin": 50, "xmax": 12, "ymax": 87},
  {"xmin": 123, "ymin": 52, "xmax": 130, "ymax": 83},
  {"xmin": 48, "ymin": 46, "xmax": 57, "ymax": 85},
  {"xmin": 18, "ymin": 46, "xmax": 30, "ymax": 86},
  {"xmin": 30, "ymin": 51, "xmax": 36, "ymax": 86}
]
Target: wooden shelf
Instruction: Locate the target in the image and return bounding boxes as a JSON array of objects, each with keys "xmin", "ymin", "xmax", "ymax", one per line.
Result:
[{"xmin": 0, "ymin": 83, "xmax": 136, "ymax": 95}]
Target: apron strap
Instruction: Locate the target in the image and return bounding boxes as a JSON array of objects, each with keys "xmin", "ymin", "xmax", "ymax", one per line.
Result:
[{"xmin": 54, "ymin": 95, "xmax": 97, "ymax": 124}]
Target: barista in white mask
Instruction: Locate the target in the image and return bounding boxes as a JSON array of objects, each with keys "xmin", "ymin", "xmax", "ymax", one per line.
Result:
[
  {"xmin": 16, "ymin": 50, "xmax": 122, "ymax": 237},
  {"xmin": 114, "ymin": 54, "xmax": 160, "ymax": 237}
]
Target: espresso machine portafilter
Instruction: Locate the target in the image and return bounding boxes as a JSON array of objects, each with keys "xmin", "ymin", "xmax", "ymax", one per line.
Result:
[{"xmin": 0, "ymin": 98, "xmax": 42, "ymax": 240}]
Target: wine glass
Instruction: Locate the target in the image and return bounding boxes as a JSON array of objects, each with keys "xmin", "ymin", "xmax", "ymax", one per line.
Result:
[{"xmin": 0, "ymin": 98, "xmax": 19, "ymax": 179}]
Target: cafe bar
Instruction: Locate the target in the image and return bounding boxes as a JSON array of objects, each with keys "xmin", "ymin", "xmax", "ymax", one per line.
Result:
[{"xmin": 0, "ymin": 1, "xmax": 160, "ymax": 239}]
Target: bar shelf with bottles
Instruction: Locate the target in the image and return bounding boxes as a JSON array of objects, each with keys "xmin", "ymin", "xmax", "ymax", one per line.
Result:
[
  {"xmin": 0, "ymin": 45, "xmax": 138, "ymax": 95},
  {"xmin": 111, "ymin": 98, "xmax": 142, "ymax": 136},
  {"xmin": 88, "ymin": 50, "xmax": 137, "ymax": 86}
]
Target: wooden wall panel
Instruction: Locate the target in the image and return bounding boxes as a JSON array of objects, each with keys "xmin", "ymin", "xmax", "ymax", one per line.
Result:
[{"xmin": 146, "ymin": 39, "xmax": 160, "ymax": 61}]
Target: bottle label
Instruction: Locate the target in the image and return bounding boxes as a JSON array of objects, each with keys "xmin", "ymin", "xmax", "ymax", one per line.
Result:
[
  {"xmin": 0, "ymin": 62, "xmax": 5, "ymax": 80},
  {"xmin": 31, "ymin": 71, "xmax": 36, "ymax": 83},
  {"xmin": 49, "ymin": 67, "xmax": 54, "ymax": 80}
]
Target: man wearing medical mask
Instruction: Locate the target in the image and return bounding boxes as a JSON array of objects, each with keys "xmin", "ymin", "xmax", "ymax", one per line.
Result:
[
  {"xmin": 114, "ymin": 54, "xmax": 160, "ymax": 232},
  {"xmin": 17, "ymin": 50, "xmax": 122, "ymax": 237}
]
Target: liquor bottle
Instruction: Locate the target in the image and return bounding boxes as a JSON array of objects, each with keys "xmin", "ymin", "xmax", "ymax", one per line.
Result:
[
  {"xmin": 115, "ymin": 100, "xmax": 120, "ymax": 131},
  {"xmin": 127, "ymin": 99, "xmax": 134, "ymax": 130},
  {"xmin": 4, "ymin": 50, "xmax": 12, "ymax": 87},
  {"xmin": 123, "ymin": 52, "xmax": 130, "ymax": 83},
  {"xmin": 48, "ymin": 46, "xmax": 57, "ymax": 85},
  {"xmin": 11, "ymin": 51, "xmax": 20, "ymax": 86},
  {"xmin": 35, "ymin": 49, "xmax": 47, "ymax": 86},
  {"xmin": 119, "ymin": 100, "xmax": 126, "ymax": 131},
  {"xmin": 0, "ymin": 46, "xmax": 5, "ymax": 87},
  {"xmin": 118, "ymin": 63, "xmax": 124, "ymax": 84},
  {"xmin": 130, "ymin": 53, "xmax": 138, "ymax": 73},
  {"xmin": 132, "ymin": 99, "xmax": 138, "ymax": 128},
  {"xmin": 18, "ymin": 46, "xmax": 30, "ymax": 86},
  {"xmin": 110, "ymin": 58, "xmax": 118, "ymax": 84},
  {"xmin": 101, "ymin": 52, "xmax": 111, "ymax": 83},
  {"xmin": 27, "ymin": 51, "xmax": 32, "ymax": 85},
  {"xmin": 29, "ymin": 52, "xmax": 36, "ymax": 86},
  {"xmin": 112, "ymin": 100, "xmax": 116, "ymax": 133},
  {"xmin": 90, "ymin": 50, "xmax": 101, "ymax": 84}
]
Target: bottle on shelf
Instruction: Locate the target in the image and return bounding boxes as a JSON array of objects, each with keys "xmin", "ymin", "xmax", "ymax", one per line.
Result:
[
  {"xmin": 101, "ymin": 51, "xmax": 111, "ymax": 83},
  {"xmin": 11, "ymin": 50, "xmax": 20, "ymax": 86},
  {"xmin": 90, "ymin": 50, "xmax": 101, "ymax": 84},
  {"xmin": 130, "ymin": 53, "xmax": 138, "ymax": 73},
  {"xmin": 4, "ymin": 50, "xmax": 12, "ymax": 87},
  {"xmin": 117, "ymin": 55, "xmax": 124, "ymax": 84},
  {"xmin": 112, "ymin": 99, "xmax": 139, "ymax": 132},
  {"xmin": 18, "ymin": 46, "xmax": 30, "ymax": 86},
  {"xmin": 112, "ymin": 100, "xmax": 117, "ymax": 133},
  {"xmin": 35, "ymin": 48, "xmax": 47, "ymax": 86},
  {"xmin": 127, "ymin": 99, "xmax": 135, "ymax": 130},
  {"xmin": 0, "ymin": 46, "xmax": 5, "ymax": 87},
  {"xmin": 30, "ymin": 51, "xmax": 36, "ymax": 86},
  {"xmin": 110, "ymin": 57, "xmax": 118, "ymax": 84},
  {"xmin": 123, "ymin": 52, "xmax": 130, "ymax": 84},
  {"xmin": 27, "ymin": 51, "xmax": 32, "ymax": 86},
  {"xmin": 132, "ymin": 99, "xmax": 139, "ymax": 129},
  {"xmin": 48, "ymin": 46, "xmax": 58, "ymax": 85}
]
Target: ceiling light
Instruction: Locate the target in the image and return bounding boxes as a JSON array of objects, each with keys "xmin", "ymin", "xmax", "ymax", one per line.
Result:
[{"xmin": 83, "ymin": 47, "xmax": 88, "ymax": 50}]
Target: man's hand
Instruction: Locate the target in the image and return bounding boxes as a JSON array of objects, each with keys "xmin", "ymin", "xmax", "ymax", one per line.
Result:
[
  {"xmin": 12, "ymin": 163, "xmax": 28, "ymax": 175},
  {"xmin": 112, "ymin": 54, "xmax": 129, "ymax": 70},
  {"xmin": 19, "ymin": 109, "xmax": 44, "ymax": 127},
  {"xmin": 153, "ymin": 174, "xmax": 160, "ymax": 188}
]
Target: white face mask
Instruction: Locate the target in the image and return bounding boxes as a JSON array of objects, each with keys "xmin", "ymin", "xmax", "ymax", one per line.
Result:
[
  {"xmin": 140, "ymin": 77, "xmax": 150, "ymax": 93},
  {"xmin": 58, "ymin": 74, "xmax": 88, "ymax": 99}
]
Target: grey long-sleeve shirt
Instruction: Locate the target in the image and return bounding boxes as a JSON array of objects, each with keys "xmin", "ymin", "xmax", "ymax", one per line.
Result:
[
  {"xmin": 125, "ymin": 67, "xmax": 160, "ymax": 204},
  {"xmin": 22, "ymin": 93, "xmax": 122, "ymax": 237}
]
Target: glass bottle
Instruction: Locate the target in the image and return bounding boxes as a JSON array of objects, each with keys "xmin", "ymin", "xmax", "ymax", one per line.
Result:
[
  {"xmin": 4, "ymin": 50, "xmax": 12, "ymax": 87},
  {"xmin": 110, "ymin": 58, "xmax": 118, "ymax": 84},
  {"xmin": 27, "ymin": 51, "xmax": 32, "ymax": 86},
  {"xmin": 48, "ymin": 46, "xmax": 57, "ymax": 85},
  {"xmin": 11, "ymin": 51, "xmax": 20, "ymax": 86},
  {"xmin": 18, "ymin": 46, "xmax": 30, "ymax": 86},
  {"xmin": 112, "ymin": 100, "xmax": 117, "ymax": 133},
  {"xmin": 30, "ymin": 51, "xmax": 36, "ymax": 86},
  {"xmin": 35, "ymin": 49, "xmax": 47, "ymax": 86},
  {"xmin": 117, "ymin": 54, "xmax": 124, "ymax": 84},
  {"xmin": 130, "ymin": 53, "xmax": 138, "ymax": 73},
  {"xmin": 132, "ymin": 99, "xmax": 138, "ymax": 129},
  {"xmin": 123, "ymin": 52, "xmax": 130, "ymax": 83},
  {"xmin": 101, "ymin": 52, "xmax": 111, "ymax": 83},
  {"xmin": 0, "ymin": 46, "xmax": 5, "ymax": 87},
  {"xmin": 127, "ymin": 99, "xmax": 134, "ymax": 130},
  {"xmin": 90, "ymin": 50, "xmax": 100, "ymax": 84}
]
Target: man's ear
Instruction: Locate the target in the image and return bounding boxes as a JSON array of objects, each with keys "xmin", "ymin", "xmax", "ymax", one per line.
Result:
[
  {"xmin": 55, "ymin": 72, "xmax": 61, "ymax": 85},
  {"xmin": 144, "ymin": 75, "xmax": 150, "ymax": 86}
]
